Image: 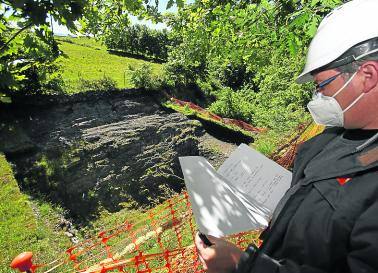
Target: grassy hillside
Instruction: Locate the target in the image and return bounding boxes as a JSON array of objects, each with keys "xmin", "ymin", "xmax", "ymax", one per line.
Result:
[
  {"xmin": 0, "ymin": 154, "xmax": 71, "ymax": 272},
  {"xmin": 0, "ymin": 151, "xmax": 177, "ymax": 272},
  {"xmin": 0, "ymin": 152, "xmax": 192, "ymax": 272},
  {"xmin": 56, "ymin": 37, "xmax": 163, "ymax": 93}
]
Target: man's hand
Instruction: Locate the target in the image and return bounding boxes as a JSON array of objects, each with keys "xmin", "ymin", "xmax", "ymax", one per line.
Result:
[{"xmin": 195, "ymin": 232, "xmax": 244, "ymax": 273}]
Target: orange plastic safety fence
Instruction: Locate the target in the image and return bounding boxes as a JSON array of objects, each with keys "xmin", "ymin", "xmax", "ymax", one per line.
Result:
[
  {"xmin": 27, "ymin": 192, "xmax": 260, "ymax": 273},
  {"xmin": 170, "ymin": 98, "xmax": 265, "ymax": 134},
  {"xmin": 273, "ymin": 123, "xmax": 324, "ymax": 169}
]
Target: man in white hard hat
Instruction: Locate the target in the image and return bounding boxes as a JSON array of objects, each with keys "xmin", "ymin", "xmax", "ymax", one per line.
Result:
[{"xmin": 195, "ymin": 1, "xmax": 378, "ymax": 272}]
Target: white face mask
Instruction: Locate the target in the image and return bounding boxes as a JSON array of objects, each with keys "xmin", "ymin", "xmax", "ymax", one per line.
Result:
[{"xmin": 307, "ymin": 71, "xmax": 364, "ymax": 127}]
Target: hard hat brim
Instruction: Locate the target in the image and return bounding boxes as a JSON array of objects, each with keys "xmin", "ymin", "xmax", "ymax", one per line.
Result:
[{"xmin": 296, "ymin": 71, "xmax": 313, "ymax": 84}]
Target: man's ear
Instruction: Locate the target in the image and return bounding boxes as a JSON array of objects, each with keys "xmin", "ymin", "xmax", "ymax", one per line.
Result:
[{"xmin": 361, "ymin": 61, "xmax": 378, "ymax": 93}]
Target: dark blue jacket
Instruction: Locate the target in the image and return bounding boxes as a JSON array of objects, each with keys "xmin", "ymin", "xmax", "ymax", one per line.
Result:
[{"xmin": 237, "ymin": 127, "xmax": 378, "ymax": 273}]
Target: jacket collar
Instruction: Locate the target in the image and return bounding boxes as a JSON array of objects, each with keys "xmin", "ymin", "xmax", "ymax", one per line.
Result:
[
  {"xmin": 291, "ymin": 127, "xmax": 343, "ymax": 185},
  {"xmin": 292, "ymin": 127, "xmax": 378, "ymax": 185}
]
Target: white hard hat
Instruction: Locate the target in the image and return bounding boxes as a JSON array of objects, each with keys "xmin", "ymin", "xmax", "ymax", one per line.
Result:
[{"xmin": 297, "ymin": 0, "xmax": 378, "ymax": 83}]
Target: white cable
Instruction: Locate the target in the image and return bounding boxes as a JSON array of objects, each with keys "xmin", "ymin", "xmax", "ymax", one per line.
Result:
[{"xmin": 356, "ymin": 132, "xmax": 378, "ymax": 152}]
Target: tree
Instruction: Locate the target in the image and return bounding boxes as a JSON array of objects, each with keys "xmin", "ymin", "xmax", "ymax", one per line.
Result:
[
  {"xmin": 80, "ymin": 0, "xmax": 185, "ymax": 39},
  {"xmin": 103, "ymin": 24, "xmax": 173, "ymax": 61}
]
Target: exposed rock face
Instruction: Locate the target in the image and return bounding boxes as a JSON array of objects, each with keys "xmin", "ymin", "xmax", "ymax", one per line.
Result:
[{"xmin": 0, "ymin": 91, "xmax": 204, "ymax": 220}]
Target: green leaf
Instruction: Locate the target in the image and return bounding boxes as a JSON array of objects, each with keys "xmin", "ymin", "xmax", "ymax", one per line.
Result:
[
  {"xmin": 167, "ymin": 0, "xmax": 175, "ymax": 9},
  {"xmin": 213, "ymin": 28, "xmax": 220, "ymax": 36},
  {"xmin": 0, "ymin": 94, "xmax": 12, "ymax": 104},
  {"xmin": 176, "ymin": 0, "xmax": 185, "ymax": 9},
  {"xmin": 307, "ymin": 16, "xmax": 319, "ymax": 38},
  {"xmin": 287, "ymin": 33, "xmax": 297, "ymax": 56},
  {"xmin": 311, "ymin": 0, "xmax": 321, "ymax": 7},
  {"xmin": 289, "ymin": 12, "xmax": 309, "ymax": 28}
]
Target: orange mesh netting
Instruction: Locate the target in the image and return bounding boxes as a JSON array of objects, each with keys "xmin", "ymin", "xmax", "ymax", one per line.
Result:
[
  {"xmin": 12, "ymin": 123, "xmax": 324, "ymax": 273},
  {"xmin": 271, "ymin": 123, "xmax": 324, "ymax": 169},
  {"xmin": 25, "ymin": 193, "xmax": 261, "ymax": 273},
  {"xmin": 170, "ymin": 98, "xmax": 266, "ymax": 134}
]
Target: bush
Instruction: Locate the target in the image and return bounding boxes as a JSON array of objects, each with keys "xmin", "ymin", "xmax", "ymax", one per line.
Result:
[
  {"xmin": 209, "ymin": 86, "xmax": 256, "ymax": 123},
  {"xmin": 130, "ymin": 64, "xmax": 160, "ymax": 91},
  {"xmin": 206, "ymin": 52, "xmax": 313, "ymax": 137},
  {"xmin": 251, "ymin": 53, "xmax": 312, "ymax": 132}
]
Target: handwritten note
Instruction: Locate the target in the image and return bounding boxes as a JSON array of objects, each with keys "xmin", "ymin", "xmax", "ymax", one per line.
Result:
[
  {"xmin": 218, "ymin": 144, "xmax": 292, "ymax": 211},
  {"xmin": 180, "ymin": 143, "xmax": 292, "ymax": 237}
]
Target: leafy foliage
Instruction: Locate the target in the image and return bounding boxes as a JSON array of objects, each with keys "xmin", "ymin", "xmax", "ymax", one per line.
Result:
[
  {"xmin": 162, "ymin": 0, "xmax": 346, "ymax": 135},
  {"xmin": 130, "ymin": 63, "xmax": 167, "ymax": 91},
  {"xmin": 0, "ymin": 0, "xmax": 86, "ymax": 95},
  {"xmin": 2, "ymin": 31, "xmax": 66, "ymax": 95},
  {"xmin": 80, "ymin": 0, "xmax": 184, "ymax": 39}
]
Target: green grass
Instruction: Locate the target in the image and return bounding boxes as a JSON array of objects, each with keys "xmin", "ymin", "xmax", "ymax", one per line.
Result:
[
  {"xmin": 252, "ymin": 130, "xmax": 283, "ymax": 156},
  {"xmin": 56, "ymin": 36, "xmax": 107, "ymax": 50},
  {"xmin": 0, "ymin": 153, "xmax": 71, "ymax": 272},
  {"xmin": 55, "ymin": 37, "xmax": 163, "ymax": 93}
]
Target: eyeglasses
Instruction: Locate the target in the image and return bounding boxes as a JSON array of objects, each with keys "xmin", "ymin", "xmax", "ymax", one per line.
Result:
[{"xmin": 314, "ymin": 72, "xmax": 343, "ymax": 95}]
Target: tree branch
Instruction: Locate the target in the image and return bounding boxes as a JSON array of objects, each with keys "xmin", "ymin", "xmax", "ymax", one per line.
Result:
[{"xmin": 0, "ymin": 22, "xmax": 33, "ymax": 53}]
